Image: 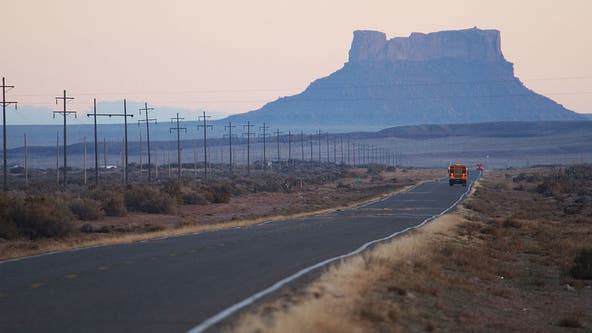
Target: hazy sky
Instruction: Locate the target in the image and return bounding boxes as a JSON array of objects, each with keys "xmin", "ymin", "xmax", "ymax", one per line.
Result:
[{"xmin": 2, "ymin": 0, "xmax": 591, "ymax": 123}]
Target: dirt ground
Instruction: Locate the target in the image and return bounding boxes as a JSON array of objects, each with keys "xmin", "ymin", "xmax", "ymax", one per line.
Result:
[
  {"xmin": 227, "ymin": 167, "xmax": 592, "ymax": 333},
  {"xmin": 0, "ymin": 168, "xmax": 442, "ymax": 260}
]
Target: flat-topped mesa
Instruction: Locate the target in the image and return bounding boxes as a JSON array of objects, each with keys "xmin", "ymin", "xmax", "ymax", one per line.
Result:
[{"xmin": 348, "ymin": 28, "xmax": 504, "ymax": 63}]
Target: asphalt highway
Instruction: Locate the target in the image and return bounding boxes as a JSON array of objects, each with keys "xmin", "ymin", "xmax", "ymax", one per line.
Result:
[{"xmin": 0, "ymin": 173, "xmax": 477, "ymax": 333}]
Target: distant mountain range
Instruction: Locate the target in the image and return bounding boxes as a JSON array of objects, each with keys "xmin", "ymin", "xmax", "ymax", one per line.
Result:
[
  {"xmin": 10, "ymin": 101, "xmax": 225, "ymax": 125},
  {"xmin": 220, "ymin": 28, "xmax": 581, "ymax": 131}
]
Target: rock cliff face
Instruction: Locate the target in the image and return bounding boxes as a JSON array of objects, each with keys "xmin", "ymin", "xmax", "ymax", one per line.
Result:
[
  {"xmin": 349, "ymin": 28, "xmax": 503, "ymax": 63},
  {"xmin": 223, "ymin": 28, "xmax": 581, "ymax": 131}
]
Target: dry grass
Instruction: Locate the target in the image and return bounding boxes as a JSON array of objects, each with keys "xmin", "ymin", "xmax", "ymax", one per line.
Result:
[
  {"xmin": 0, "ymin": 182, "xmax": 416, "ymax": 260},
  {"xmin": 228, "ymin": 208, "xmax": 467, "ymax": 333},
  {"xmin": 1, "ymin": 167, "xmax": 443, "ymax": 260},
  {"xmin": 227, "ymin": 167, "xmax": 592, "ymax": 333}
]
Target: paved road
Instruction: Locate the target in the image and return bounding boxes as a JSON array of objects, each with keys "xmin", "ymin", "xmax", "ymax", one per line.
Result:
[{"xmin": 0, "ymin": 173, "xmax": 477, "ymax": 333}]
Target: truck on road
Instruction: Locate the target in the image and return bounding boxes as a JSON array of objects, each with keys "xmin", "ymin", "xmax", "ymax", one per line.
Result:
[{"xmin": 448, "ymin": 163, "xmax": 468, "ymax": 186}]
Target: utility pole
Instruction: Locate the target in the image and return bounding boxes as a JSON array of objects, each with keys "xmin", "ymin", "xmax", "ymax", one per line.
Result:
[
  {"xmin": 224, "ymin": 122, "xmax": 236, "ymax": 174},
  {"xmin": 300, "ymin": 130, "xmax": 305, "ymax": 161},
  {"xmin": 123, "ymin": 100, "xmax": 131, "ymax": 185},
  {"xmin": 326, "ymin": 133, "xmax": 330, "ymax": 163},
  {"xmin": 87, "ymin": 99, "xmax": 134, "ymax": 185},
  {"xmin": 103, "ymin": 138, "xmax": 107, "ymax": 184},
  {"xmin": 56, "ymin": 131, "xmax": 60, "ymax": 185},
  {"xmin": 260, "ymin": 123, "xmax": 269, "ymax": 170},
  {"xmin": 91, "ymin": 99, "xmax": 98, "ymax": 184},
  {"xmin": 24, "ymin": 134, "xmax": 28, "ymax": 187},
  {"xmin": 197, "ymin": 111, "xmax": 212, "ymax": 178},
  {"xmin": 167, "ymin": 143, "xmax": 171, "ymax": 178},
  {"xmin": 287, "ymin": 131, "xmax": 293, "ymax": 167},
  {"xmin": 193, "ymin": 139, "xmax": 198, "ymax": 178},
  {"xmin": 360, "ymin": 144, "xmax": 365, "ymax": 165},
  {"xmin": 138, "ymin": 103, "xmax": 156, "ymax": 182},
  {"xmin": 242, "ymin": 121, "xmax": 255, "ymax": 174},
  {"xmin": 352, "ymin": 143, "xmax": 357, "ymax": 167},
  {"xmin": 121, "ymin": 140, "xmax": 125, "ymax": 182},
  {"xmin": 1, "ymin": 77, "xmax": 17, "ymax": 191},
  {"xmin": 83, "ymin": 136, "xmax": 87, "ymax": 185},
  {"xmin": 170, "ymin": 113, "xmax": 187, "ymax": 179},
  {"xmin": 53, "ymin": 90, "xmax": 75, "ymax": 187},
  {"xmin": 340, "ymin": 136, "xmax": 344, "ymax": 165},
  {"xmin": 347, "ymin": 136, "xmax": 351, "ymax": 165},
  {"xmin": 333, "ymin": 137, "xmax": 337, "ymax": 164},
  {"xmin": 138, "ymin": 127, "xmax": 142, "ymax": 176},
  {"xmin": 317, "ymin": 130, "xmax": 322, "ymax": 163},
  {"xmin": 275, "ymin": 129, "xmax": 283, "ymax": 167}
]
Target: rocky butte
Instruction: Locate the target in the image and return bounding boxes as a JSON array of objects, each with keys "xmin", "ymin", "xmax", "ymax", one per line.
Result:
[{"xmin": 223, "ymin": 28, "xmax": 581, "ymax": 131}]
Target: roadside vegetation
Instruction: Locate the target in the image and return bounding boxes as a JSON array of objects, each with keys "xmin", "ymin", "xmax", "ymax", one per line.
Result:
[
  {"xmin": 228, "ymin": 165, "xmax": 592, "ymax": 332},
  {"xmin": 0, "ymin": 164, "xmax": 440, "ymax": 259}
]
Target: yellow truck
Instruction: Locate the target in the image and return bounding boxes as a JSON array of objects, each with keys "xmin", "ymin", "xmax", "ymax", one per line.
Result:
[{"xmin": 448, "ymin": 163, "xmax": 468, "ymax": 186}]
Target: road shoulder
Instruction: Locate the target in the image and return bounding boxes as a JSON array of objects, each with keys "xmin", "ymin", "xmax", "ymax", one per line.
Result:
[{"xmin": 226, "ymin": 168, "xmax": 592, "ymax": 332}]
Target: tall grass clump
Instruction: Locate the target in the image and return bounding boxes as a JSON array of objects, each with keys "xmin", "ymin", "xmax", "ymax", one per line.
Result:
[
  {"xmin": 0, "ymin": 193, "xmax": 74, "ymax": 239},
  {"xmin": 125, "ymin": 186, "xmax": 175, "ymax": 214},
  {"xmin": 91, "ymin": 189, "xmax": 127, "ymax": 217},
  {"xmin": 570, "ymin": 248, "xmax": 592, "ymax": 280},
  {"xmin": 69, "ymin": 198, "xmax": 103, "ymax": 221}
]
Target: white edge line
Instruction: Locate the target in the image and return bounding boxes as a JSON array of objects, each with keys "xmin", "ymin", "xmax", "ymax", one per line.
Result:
[{"xmin": 186, "ymin": 174, "xmax": 478, "ymax": 333}]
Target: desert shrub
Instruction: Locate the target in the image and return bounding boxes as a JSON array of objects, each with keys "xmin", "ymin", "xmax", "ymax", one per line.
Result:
[
  {"xmin": 336, "ymin": 181, "xmax": 352, "ymax": 189},
  {"xmin": 182, "ymin": 191, "xmax": 208, "ymax": 205},
  {"xmin": 125, "ymin": 186, "xmax": 175, "ymax": 214},
  {"xmin": 69, "ymin": 198, "xmax": 103, "ymax": 221},
  {"xmin": 162, "ymin": 180, "xmax": 182, "ymax": 201},
  {"xmin": 90, "ymin": 189, "xmax": 127, "ymax": 217},
  {"xmin": 502, "ymin": 218, "xmax": 522, "ymax": 229},
  {"xmin": 535, "ymin": 180, "xmax": 560, "ymax": 196},
  {"xmin": 143, "ymin": 224, "xmax": 166, "ymax": 232},
  {"xmin": 0, "ymin": 193, "xmax": 19, "ymax": 239},
  {"xmin": 535, "ymin": 165, "xmax": 592, "ymax": 197},
  {"xmin": 570, "ymin": 248, "xmax": 592, "ymax": 280},
  {"xmin": 512, "ymin": 173, "xmax": 542, "ymax": 183},
  {"xmin": 209, "ymin": 184, "xmax": 232, "ymax": 203},
  {"xmin": 366, "ymin": 164, "xmax": 386, "ymax": 175},
  {"xmin": 558, "ymin": 314, "xmax": 583, "ymax": 328},
  {"xmin": 0, "ymin": 219, "xmax": 18, "ymax": 239},
  {"xmin": 253, "ymin": 178, "xmax": 284, "ymax": 192},
  {"xmin": 80, "ymin": 223, "xmax": 94, "ymax": 233},
  {"xmin": 9, "ymin": 196, "xmax": 74, "ymax": 239},
  {"xmin": 370, "ymin": 175, "xmax": 384, "ymax": 183}
]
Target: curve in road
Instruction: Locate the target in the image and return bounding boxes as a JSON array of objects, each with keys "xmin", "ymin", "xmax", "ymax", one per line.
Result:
[{"xmin": 0, "ymin": 173, "xmax": 478, "ymax": 333}]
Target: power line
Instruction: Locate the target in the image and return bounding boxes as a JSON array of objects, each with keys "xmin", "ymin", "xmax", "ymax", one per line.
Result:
[{"xmin": 11, "ymin": 75, "xmax": 592, "ymax": 98}]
